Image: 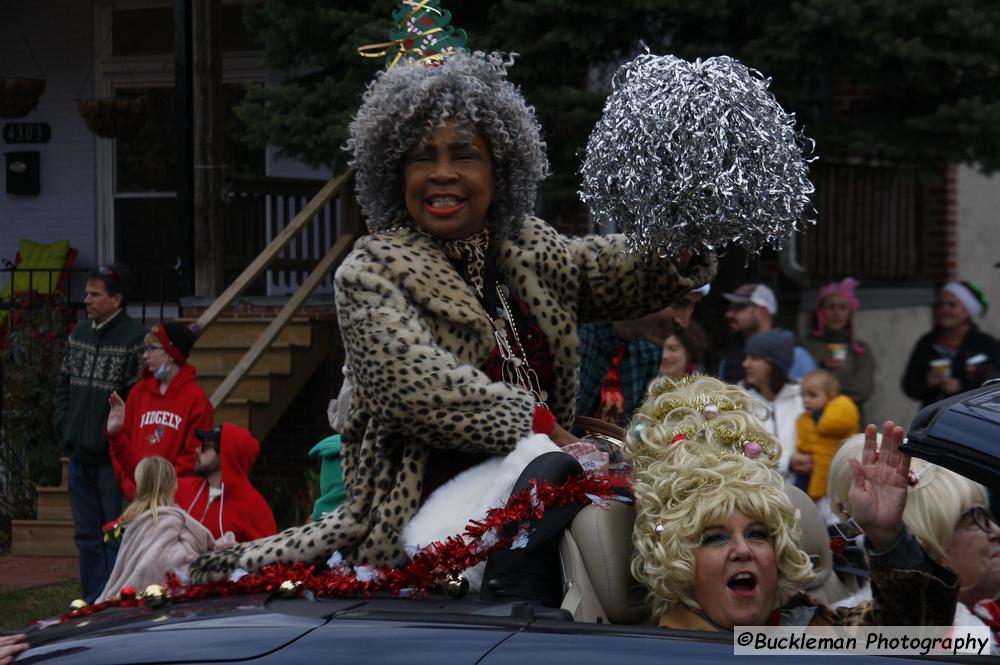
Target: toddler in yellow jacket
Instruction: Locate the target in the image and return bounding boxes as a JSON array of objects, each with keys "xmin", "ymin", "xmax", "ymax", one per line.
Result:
[{"xmin": 791, "ymin": 369, "xmax": 860, "ymax": 500}]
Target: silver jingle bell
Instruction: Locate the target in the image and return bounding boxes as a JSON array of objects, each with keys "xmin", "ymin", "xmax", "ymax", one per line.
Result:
[{"xmin": 445, "ymin": 574, "xmax": 470, "ymax": 599}]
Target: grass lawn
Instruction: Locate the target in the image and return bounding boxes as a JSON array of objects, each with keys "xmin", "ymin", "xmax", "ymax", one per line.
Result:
[{"xmin": 0, "ymin": 579, "xmax": 81, "ymax": 631}]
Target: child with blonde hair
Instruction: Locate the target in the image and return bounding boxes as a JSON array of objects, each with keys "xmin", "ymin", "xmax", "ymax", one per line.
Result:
[
  {"xmin": 97, "ymin": 456, "xmax": 233, "ymax": 602},
  {"xmin": 791, "ymin": 369, "xmax": 859, "ymax": 503}
]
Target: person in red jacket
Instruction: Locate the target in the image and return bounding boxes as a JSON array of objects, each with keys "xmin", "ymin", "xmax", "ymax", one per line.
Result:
[
  {"xmin": 107, "ymin": 322, "xmax": 213, "ymax": 499},
  {"xmin": 176, "ymin": 424, "xmax": 277, "ymax": 542}
]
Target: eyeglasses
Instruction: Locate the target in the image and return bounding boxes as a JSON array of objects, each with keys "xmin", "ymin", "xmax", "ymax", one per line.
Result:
[
  {"xmin": 143, "ymin": 344, "xmax": 164, "ymax": 353},
  {"xmin": 959, "ymin": 506, "xmax": 996, "ymax": 533}
]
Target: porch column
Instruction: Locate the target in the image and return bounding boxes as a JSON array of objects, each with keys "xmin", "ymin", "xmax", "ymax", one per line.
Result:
[{"xmin": 191, "ymin": 0, "xmax": 225, "ymax": 296}]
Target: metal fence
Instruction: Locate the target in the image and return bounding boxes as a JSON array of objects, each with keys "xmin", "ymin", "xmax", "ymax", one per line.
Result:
[
  {"xmin": 0, "ymin": 264, "xmax": 182, "ymax": 434},
  {"xmin": 798, "ymin": 161, "xmax": 936, "ymax": 283}
]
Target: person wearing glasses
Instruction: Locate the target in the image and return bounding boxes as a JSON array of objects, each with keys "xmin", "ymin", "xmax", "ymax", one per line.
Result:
[
  {"xmin": 106, "ymin": 321, "xmax": 213, "ymax": 500},
  {"xmin": 55, "ymin": 264, "xmax": 146, "ymax": 604},
  {"xmin": 828, "ymin": 432, "xmax": 999, "ymax": 647}
]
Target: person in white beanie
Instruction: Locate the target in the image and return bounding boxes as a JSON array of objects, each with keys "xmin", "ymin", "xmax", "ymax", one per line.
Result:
[{"xmin": 902, "ymin": 281, "xmax": 999, "ymax": 407}]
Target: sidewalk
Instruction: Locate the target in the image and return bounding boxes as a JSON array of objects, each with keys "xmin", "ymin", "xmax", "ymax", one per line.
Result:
[{"xmin": 0, "ymin": 556, "xmax": 77, "ymax": 593}]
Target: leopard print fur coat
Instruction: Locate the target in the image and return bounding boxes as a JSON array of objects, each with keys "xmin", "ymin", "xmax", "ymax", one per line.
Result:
[{"xmin": 190, "ymin": 216, "xmax": 716, "ymax": 582}]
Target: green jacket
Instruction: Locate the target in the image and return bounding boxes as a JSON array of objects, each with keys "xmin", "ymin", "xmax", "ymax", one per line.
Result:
[
  {"xmin": 54, "ymin": 311, "xmax": 146, "ymax": 464},
  {"xmin": 309, "ymin": 434, "xmax": 346, "ymax": 521}
]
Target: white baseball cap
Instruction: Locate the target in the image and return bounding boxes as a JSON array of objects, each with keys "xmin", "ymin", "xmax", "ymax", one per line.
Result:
[{"xmin": 722, "ymin": 283, "xmax": 777, "ymax": 315}]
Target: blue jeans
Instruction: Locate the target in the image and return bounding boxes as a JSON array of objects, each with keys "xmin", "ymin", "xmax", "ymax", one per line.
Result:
[{"xmin": 68, "ymin": 460, "xmax": 123, "ymax": 603}]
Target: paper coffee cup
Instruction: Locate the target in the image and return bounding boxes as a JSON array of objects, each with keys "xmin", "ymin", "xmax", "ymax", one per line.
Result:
[
  {"xmin": 827, "ymin": 343, "xmax": 847, "ymax": 361},
  {"xmin": 930, "ymin": 358, "xmax": 951, "ymax": 378}
]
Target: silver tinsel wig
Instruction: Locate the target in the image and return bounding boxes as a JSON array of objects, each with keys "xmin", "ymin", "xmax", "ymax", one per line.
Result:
[{"xmin": 580, "ymin": 54, "xmax": 816, "ymax": 256}]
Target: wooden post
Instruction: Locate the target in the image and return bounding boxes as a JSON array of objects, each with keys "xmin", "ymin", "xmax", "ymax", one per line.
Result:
[
  {"xmin": 191, "ymin": 0, "xmax": 225, "ymax": 296},
  {"xmin": 174, "ymin": 0, "xmax": 194, "ymax": 295}
]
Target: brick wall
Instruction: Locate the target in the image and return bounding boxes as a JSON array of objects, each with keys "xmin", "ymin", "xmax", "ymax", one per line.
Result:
[{"xmin": 923, "ymin": 162, "xmax": 958, "ymax": 284}]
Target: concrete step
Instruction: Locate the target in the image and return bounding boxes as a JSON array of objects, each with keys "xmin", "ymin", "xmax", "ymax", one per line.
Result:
[
  {"xmin": 11, "ymin": 520, "xmax": 76, "ymax": 557},
  {"xmin": 36, "ymin": 487, "xmax": 72, "ymax": 521}
]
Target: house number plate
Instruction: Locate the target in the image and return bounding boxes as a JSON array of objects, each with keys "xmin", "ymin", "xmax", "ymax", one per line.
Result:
[{"xmin": 3, "ymin": 123, "xmax": 51, "ymax": 144}]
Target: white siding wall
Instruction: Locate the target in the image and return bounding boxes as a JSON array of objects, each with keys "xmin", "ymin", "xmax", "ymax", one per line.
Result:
[
  {"xmin": 0, "ymin": 0, "xmax": 97, "ymax": 270},
  {"xmin": 957, "ymin": 165, "xmax": 1000, "ymax": 338}
]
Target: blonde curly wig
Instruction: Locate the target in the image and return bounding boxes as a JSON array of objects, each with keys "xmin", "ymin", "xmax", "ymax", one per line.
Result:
[{"xmin": 626, "ymin": 375, "xmax": 815, "ymax": 618}]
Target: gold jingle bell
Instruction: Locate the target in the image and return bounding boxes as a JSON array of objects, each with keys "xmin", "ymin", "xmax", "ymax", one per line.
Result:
[
  {"xmin": 141, "ymin": 584, "xmax": 168, "ymax": 607},
  {"xmin": 444, "ymin": 574, "xmax": 469, "ymax": 599},
  {"xmin": 279, "ymin": 580, "xmax": 303, "ymax": 598},
  {"xmin": 69, "ymin": 598, "xmax": 89, "ymax": 610}
]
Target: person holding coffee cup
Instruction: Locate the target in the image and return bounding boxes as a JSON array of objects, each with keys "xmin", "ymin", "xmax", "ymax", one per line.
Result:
[
  {"xmin": 902, "ymin": 281, "xmax": 1000, "ymax": 407},
  {"xmin": 802, "ymin": 277, "xmax": 875, "ymax": 412}
]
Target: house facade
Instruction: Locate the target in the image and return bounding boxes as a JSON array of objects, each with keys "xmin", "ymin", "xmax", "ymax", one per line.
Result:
[{"xmin": 1, "ymin": 0, "xmax": 332, "ymax": 301}]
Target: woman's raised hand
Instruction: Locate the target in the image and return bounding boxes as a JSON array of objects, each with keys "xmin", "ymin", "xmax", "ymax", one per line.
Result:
[
  {"xmin": 107, "ymin": 391, "xmax": 125, "ymax": 434},
  {"xmin": 848, "ymin": 420, "xmax": 911, "ymax": 552}
]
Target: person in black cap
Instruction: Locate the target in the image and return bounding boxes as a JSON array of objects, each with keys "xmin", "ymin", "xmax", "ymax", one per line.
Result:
[
  {"xmin": 717, "ymin": 282, "xmax": 817, "ymax": 382},
  {"xmin": 176, "ymin": 424, "xmax": 276, "ymax": 543},
  {"xmin": 106, "ymin": 321, "xmax": 213, "ymax": 499}
]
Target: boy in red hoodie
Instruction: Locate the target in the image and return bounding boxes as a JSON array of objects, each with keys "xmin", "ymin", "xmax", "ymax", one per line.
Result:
[
  {"xmin": 107, "ymin": 322, "xmax": 213, "ymax": 499},
  {"xmin": 176, "ymin": 424, "xmax": 277, "ymax": 542}
]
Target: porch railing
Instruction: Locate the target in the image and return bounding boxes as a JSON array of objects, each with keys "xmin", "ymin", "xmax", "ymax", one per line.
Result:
[
  {"xmin": 223, "ymin": 174, "xmax": 351, "ymax": 296},
  {"xmin": 197, "ymin": 168, "xmax": 359, "ymax": 408},
  {"xmin": 798, "ymin": 161, "xmax": 938, "ymax": 283}
]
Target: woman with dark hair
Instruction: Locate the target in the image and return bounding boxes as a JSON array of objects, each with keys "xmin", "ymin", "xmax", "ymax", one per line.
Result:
[
  {"xmin": 189, "ymin": 51, "xmax": 714, "ymax": 586},
  {"xmin": 802, "ymin": 277, "xmax": 874, "ymax": 410},
  {"xmin": 902, "ymin": 281, "xmax": 999, "ymax": 407},
  {"xmin": 740, "ymin": 329, "xmax": 804, "ymax": 477},
  {"xmin": 659, "ymin": 322, "xmax": 707, "ymax": 380}
]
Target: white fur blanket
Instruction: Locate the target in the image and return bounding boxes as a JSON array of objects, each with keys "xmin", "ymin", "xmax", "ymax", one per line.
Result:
[
  {"xmin": 97, "ymin": 506, "xmax": 234, "ymax": 603},
  {"xmin": 403, "ymin": 434, "xmax": 560, "ymax": 591}
]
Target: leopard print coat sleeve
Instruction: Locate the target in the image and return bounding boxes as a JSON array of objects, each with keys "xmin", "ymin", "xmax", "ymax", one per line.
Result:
[{"xmin": 189, "ymin": 217, "xmax": 717, "ymax": 583}]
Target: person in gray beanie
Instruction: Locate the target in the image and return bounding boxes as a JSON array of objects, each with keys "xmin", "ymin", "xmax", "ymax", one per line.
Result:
[{"xmin": 741, "ymin": 328, "xmax": 804, "ymax": 477}]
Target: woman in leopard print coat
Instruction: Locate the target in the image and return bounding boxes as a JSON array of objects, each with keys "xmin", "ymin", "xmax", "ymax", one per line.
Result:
[{"xmin": 190, "ymin": 52, "xmax": 715, "ymax": 583}]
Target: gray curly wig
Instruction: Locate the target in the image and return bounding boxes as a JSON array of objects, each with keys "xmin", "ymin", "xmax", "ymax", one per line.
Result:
[{"xmin": 346, "ymin": 52, "xmax": 549, "ymax": 237}]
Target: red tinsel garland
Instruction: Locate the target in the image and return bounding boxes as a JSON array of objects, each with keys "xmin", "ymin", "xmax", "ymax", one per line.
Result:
[{"xmin": 54, "ymin": 475, "xmax": 615, "ymax": 622}]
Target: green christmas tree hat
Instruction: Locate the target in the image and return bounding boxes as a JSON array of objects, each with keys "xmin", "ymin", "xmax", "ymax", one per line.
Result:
[{"xmin": 358, "ymin": 0, "xmax": 468, "ymax": 69}]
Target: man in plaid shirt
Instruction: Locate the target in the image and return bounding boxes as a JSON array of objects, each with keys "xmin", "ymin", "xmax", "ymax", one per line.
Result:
[{"xmin": 576, "ymin": 286, "xmax": 708, "ymax": 426}]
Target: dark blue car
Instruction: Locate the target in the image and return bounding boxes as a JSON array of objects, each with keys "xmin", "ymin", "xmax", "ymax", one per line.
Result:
[{"xmin": 18, "ymin": 383, "xmax": 1000, "ymax": 664}]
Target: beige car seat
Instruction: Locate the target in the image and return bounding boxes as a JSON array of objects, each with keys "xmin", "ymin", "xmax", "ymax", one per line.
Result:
[
  {"xmin": 784, "ymin": 484, "xmax": 862, "ymax": 604},
  {"xmin": 559, "ymin": 485, "xmax": 859, "ymax": 623},
  {"xmin": 559, "ymin": 501, "xmax": 650, "ymax": 624}
]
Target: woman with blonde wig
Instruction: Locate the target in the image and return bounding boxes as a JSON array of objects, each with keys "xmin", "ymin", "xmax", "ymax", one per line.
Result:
[
  {"xmin": 829, "ymin": 434, "xmax": 1000, "ymax": 620},
  {"xmin": 97, "ymin": 457, "xmax": 233, "ymax": 602},
  {"xmin": 626, "ymin": 375, "xmax": 958, "ymax": 630}
]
